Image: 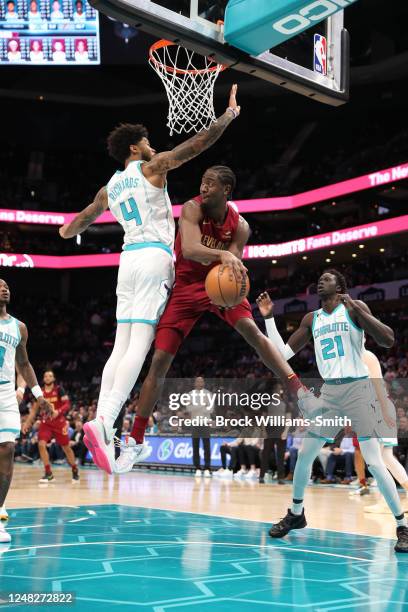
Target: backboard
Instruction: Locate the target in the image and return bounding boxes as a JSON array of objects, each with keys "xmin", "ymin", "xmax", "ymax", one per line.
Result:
[{"xmin": 89, "ymin": 0, "xmax": 350, "ymax": 105}]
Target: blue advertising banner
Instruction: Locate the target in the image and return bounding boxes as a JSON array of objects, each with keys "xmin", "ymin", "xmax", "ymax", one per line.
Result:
[{"xmin": 141, "ymin": 436, "xmax": 235, "ymax": 467}]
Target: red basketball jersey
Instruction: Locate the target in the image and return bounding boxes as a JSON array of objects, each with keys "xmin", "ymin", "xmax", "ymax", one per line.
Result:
[
  {"xmin": 41, "ymin": 384, "xmax": 67, "ymax": 422},
  {"xmin": 175, "ymin": 196, "xmax": 240, "ymax": 285}
]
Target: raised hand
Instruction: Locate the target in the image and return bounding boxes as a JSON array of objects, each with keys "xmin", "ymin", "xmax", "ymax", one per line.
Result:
[
  {"xmin": 227, "ymin": 84, "xmax": 241, "ymax": 117},
  {"xmin": 256, "ymin": 291, "xmax": 274, "ymax": 318}
]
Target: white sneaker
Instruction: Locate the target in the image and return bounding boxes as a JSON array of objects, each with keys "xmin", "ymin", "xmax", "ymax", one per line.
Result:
[
  {"xmin": 213, "ymin": 468, "xmax": 225, "ymax": 478},
  {"xmin": 0, "ymin": 522, "xmax": 11, "ymax": 543},
  {"xmin": 83, "ymin": 418, "xmax": 116, "ymax": 475},
  {"xmin": 0, "ymin": 505, "xmax": 8, "ymax": 521},
  {"xmin": 203, "ymin": 470, "xmax": 211, "ymax": 478},
  {"xmin": 195, "ymin": 469, "xmax": 202, "ymax": 477},
  {"xmin": 234, "ymin": 469, "xmax": 247, "ymax": 480},
  {"xmin": 114, "ymin": 438, "xmax": 152, "ymax": 474},
  {"xmin": 350, "ymin": 485, "xmax": 370, "ymax": 496},
  {"xmin": 243, "ymin": 469, "xmax": 258, "ymax": 480}
]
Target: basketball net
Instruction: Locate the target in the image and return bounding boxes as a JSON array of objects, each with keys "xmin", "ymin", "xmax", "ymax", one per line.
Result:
[{"xmin": 149, "ymin": 40, "xmax": 227, "ymax": 136}]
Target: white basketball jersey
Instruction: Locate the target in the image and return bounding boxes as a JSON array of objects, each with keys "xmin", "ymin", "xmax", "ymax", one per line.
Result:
[
  {"xmin": 312, "ymin": 303, "xmax": 368, "ymax": 380},
  {"xmin": 107, "ymin": 160, "xmax": 175, "ymax": 249},
  {"xmin": 0, "ymin": 317, "xmax": 20, "ymax": 385}
]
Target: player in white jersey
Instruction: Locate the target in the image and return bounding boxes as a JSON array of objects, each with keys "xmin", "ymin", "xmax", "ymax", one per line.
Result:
[
  {"xmin": 0, "ymin": 279, "xmax": 52, "ymax": 543},
  {"xmin": 256, "ymin": 269, "xmax": 408, "ymax": 553},
  {"xmin": 59, "ymin": 85, "xmax": 241, "ymax": 474}
]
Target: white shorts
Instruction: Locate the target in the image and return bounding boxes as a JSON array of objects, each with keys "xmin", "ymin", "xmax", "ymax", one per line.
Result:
[
  {"xmin": 116, "ymin": 245, "xmax": 174, "ymax": 325},
  {"xmin": 373, "ymin": 398, "xmax": 398, "ymax": 446},
  {"xmin": 0, "ymin": 382, "xmax": 20, "ymax": 443},
  {"xmin": 308, "ymin": 378, "xmax": 377, "ymax": 442}
]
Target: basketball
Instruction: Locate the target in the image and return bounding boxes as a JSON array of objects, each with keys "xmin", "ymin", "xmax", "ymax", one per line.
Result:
[{"xmin": 205, "ymin": 264, "xmax": 250, "ymax": 308}]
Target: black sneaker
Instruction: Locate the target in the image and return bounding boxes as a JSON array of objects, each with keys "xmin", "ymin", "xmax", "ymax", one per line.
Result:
[
  {"xmin": 72, "ymin": 469, "xmax": 80, "ymax": 483},
  {"xmin": 38, "ymin": 473, "xmax": 54, "ymax": 483},
  {"xmin": 395, "ymin": 526, "xmax": 408, "ymax": 553},
  {"xmin": 269, "ymin": 509, "xmax": 307, "ymax": 538},
  {"xmin": 259, "ymin": 477, "xmax": 265, "ymax": 484}
]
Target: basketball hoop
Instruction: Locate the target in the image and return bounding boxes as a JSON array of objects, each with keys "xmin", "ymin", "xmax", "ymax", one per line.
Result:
[{"xmin": 149, "ymin": 40, "xmax": 227, "ymax": 136}]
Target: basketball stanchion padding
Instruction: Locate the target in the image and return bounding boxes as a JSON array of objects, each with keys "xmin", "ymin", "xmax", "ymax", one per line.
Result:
[{"xmin": 224, "ymin": 0, "xmax": 358, "ymax": 55}]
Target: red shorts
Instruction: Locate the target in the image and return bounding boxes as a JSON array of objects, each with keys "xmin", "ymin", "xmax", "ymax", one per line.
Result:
[
  {"xmin": 38, "ymin": 417, "xmax": 70, "ymax": 446},
  {"xmin": 155, "ymin": 281, "xmax": 253, "ymax": 355}
]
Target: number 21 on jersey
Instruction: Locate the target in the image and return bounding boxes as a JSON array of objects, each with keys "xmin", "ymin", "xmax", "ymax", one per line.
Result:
[
  {"xmin": 120, "ymin": 197, "xmax": 142, "ymax": 225},
  {"xmin": 0, "ymin": 346, "xmax": 5, "ymax": 368},
  {"xmin": 320, "ymin": 335, "xmax": 345, "ymax": 360}
]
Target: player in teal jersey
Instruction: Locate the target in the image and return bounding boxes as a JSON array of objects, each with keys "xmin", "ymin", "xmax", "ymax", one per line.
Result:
[
  {"xmin": 257, "ymin": 270, "xmax": 408, "ymax": 553},
  {"xmin": 0, "ymin": 279, "xmax": 52, "ymax": 543},
  {"xmin": 58, "ymin": 86, "xmax": 248, "ymax": 475}
]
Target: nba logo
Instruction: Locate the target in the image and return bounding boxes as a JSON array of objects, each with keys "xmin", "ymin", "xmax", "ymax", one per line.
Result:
[{"xmin": 314, "ymin": 34, "xmax": 327, "ymax": 76}]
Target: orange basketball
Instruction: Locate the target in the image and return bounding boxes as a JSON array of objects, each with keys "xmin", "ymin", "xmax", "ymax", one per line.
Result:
[{"xmin": 205, "ymin": 264, "xmax": 250, "ymax": 308}]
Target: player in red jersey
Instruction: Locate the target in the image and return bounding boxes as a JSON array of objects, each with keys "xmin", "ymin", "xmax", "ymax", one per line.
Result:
[
  {"xmin": 23, "ymin": 370, "xmax": 79, "ymax": 483},
  {"xmin": 114, "ymin": 165, "xmax": 315, "ymax": 473}
]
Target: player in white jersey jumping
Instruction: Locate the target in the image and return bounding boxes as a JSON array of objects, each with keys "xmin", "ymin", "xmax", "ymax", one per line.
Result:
[
  {"xmin": 0, "ymin": 279, "xmax": 52, "ymax": 544},
  {"xmin": 256, "ymin": 269, "xmax": 408, "ymax": 553},
  {"xmin": 59, "ymin": 85, "xmax": 243, "ymax": 474}
]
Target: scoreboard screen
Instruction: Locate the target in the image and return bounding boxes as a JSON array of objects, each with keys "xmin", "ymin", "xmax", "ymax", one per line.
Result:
[{"xmin": 0, "ymin": 0, "xmax": 100, "ymax": 65}]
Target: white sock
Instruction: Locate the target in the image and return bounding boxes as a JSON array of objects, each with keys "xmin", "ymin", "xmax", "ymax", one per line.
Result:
[
  {"xmin": 291, "ymin": 501, "xmax": 304, "ymax": 515},
  {"xmin": 360, "ymin": 438, "xmax": 404, "ymax": 523},
  {"xmin": 98, "ymin": 323, "xmax": 154, "ymax": 430},
  {"xmin": 396, "ymin": 515, "xmax": 407, "ymax": 528}
]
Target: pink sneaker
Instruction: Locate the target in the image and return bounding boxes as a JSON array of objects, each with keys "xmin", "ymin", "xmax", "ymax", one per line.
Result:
[{"xmin": 83, "ymin": 418, "xmax": 115, "ymax": 474}]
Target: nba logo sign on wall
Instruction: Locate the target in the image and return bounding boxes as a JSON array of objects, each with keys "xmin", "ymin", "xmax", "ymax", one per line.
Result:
[{"xmin": 314, "ymin": 33, "xmax": 327, "ymax": 75}]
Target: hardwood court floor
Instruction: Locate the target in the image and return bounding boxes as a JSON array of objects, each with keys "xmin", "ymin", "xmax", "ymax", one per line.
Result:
[{"xmin": 6, "ymin": 464, "xmax": 407, "ymax": 538}]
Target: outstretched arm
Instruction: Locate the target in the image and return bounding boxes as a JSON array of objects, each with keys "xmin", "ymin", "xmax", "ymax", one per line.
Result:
[
  {"xmin": 256, "ymin": 292, "xmax": 313, "ymax": 359},
  {"xmin": 340, "ymin": 295, "xmax": 394, "ymax": 348},
  {"xmin": 59, "ymin": 186, "xmax": 109, "ymax": 239},
  {"xmin": 180, "ymin": 200, "xmax": 247, "ymax": 278},
  {"xmin": 143, "ymin": 85, "xmax": 240, "ymax": 178}
]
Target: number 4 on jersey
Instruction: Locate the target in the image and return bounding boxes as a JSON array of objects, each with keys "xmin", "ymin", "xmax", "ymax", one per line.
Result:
[{"xmin": 120, "ymin": 197, "xmax": 142, "ymax": 225}]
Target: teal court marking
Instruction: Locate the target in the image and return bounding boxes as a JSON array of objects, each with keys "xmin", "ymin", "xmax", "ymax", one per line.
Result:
[{"xmin": 0, "ymin": 504, "xmax": 407, "ymax": 611}]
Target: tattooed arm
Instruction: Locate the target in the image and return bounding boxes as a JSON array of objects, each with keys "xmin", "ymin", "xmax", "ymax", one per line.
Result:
[
  {"xmin": 59, "ymin": 186, "xmax": 109, "ymax": 239},
  {"xmin": 143, "ymin": 84, "xmax": 240, "ymax": 182}
]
